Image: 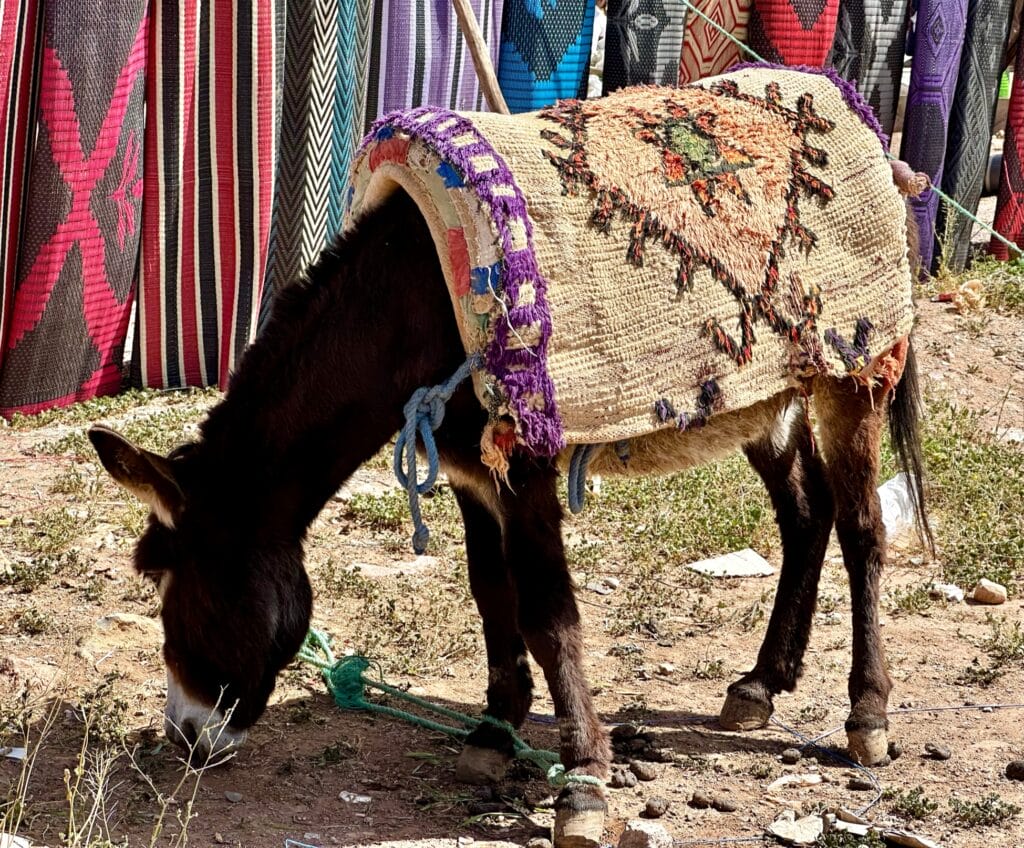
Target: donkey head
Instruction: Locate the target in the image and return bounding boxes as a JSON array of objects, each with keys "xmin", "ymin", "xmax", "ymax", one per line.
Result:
[{"xmin": 88, "ymin": 426, "xmax": 312, "ymax": 762}]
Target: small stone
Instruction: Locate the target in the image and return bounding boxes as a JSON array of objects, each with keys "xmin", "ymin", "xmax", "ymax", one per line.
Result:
[
  {"xmin": 887, "ymin": 741, "xmax": 903, "ymax": 761},
  {"xmin": 618, "ymin": 819, "xmax": 673, "ymax": 848},
  {"xmin": 928, "ymin": 582, "xmax": 964, "ymax": 603},
  {"xmin": 224, "ymin": 791, "xmax": 242, "ymax": 803},
  {"xmin": 832, "ymin": 820, "xmax": 871, "ymax": 838},
  {"xmin": 847, "ymin": 775, "xmax": 875, "ymax": 792},
  {"xmin": 972, "ymin": 579, "xmax": 1007, "ymax": 605},
  {"xmin": 711, "ymin": 795, "xmax": 737, "ymax": 813},
  {"xmin": 586, "ymin": 581, "xmax": 614, "ymax": 595},
  {"xmin": 525, "ymin": 839, "xmax": 553, "ymax": 848},
  {"xmin": 655, "ymin": 662, "xmax": 675, "ymax": 675},
  {"xmin": 768, "ymin": 812, "xmax": 824, "ymax": 845},
  {"xmin": 1006, "ymin": 760, "xmax": 1024, "ymax": 781},
  {"xmin": 781, "ymin": 748, "xmax": 802, "ymax": 765},
  {"xmin": 611, "ymin": 723, "xmax": 639, "ymax": 741},
  {"xmin": 923, "ymin": 743, "xmax": 951, "ymax": 761},
  {"xmin": 630, "ymin": 760, "xmax": 659, "ymax": 781},
  {"xmin": 214, "ymin": 833, "xmax": 226, "ymax": 844},
  {"xmin": 642, "ymin": 797, "xmax": 670, "ymax": 819},
  {"xmin": 689, "ymin": 790, "xmax": 712, "ymax": 809}
]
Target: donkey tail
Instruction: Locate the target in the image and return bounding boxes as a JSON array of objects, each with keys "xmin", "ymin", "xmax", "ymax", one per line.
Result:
[{"xmin": 888, "ymin": 338, "xmax": 935, "ymax": 555}]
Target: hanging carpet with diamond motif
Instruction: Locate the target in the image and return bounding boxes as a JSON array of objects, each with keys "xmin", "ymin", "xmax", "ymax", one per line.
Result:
[
  {"xmin": 747, "ymin": 0, "xmax": 840, "ymax": 66},
  {"xmin": 0, "ymin": 0, "xmax": 147, "ymax": 416},
  {"xmin": 345, "ymin": 67, "xmax": 914, "ymax": 471}
]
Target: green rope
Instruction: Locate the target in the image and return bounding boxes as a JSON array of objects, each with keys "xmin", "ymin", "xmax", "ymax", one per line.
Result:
[
  {"xmin": 298, "ymin": 629, "xmax": 601, "ymax": 789},
  {"xmin": 678, "ymin": 0, "xmax": 1024, "ymax": 261}
]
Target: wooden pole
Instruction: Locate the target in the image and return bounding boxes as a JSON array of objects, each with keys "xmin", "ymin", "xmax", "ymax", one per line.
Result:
[{"xmin": 452, "ymin": 0, "xmax": 510, "ymax": 115}]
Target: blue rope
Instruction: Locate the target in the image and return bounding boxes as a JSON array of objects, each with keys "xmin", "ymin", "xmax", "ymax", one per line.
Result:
[
  {"xmin": 394, "ymin": 355, "xmax": 482, "ymax": 554},
  {"xmin": 567, "ymin": 443, "xmax": 599, "ymax": 514}
]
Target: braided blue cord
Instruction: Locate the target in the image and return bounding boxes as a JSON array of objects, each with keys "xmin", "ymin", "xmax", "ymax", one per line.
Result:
[
  {"xmin": 394, "ymin": 355, "xmax": 482, "ymax": 553},
  {"xmin": 567, "ymin": 443, "xmax": 598, "ymax": 514}
]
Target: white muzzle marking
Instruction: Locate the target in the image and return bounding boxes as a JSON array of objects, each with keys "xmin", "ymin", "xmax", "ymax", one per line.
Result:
[{"xmin": 164, "ymin": 669, "xmax": 247, "ymax": 762}]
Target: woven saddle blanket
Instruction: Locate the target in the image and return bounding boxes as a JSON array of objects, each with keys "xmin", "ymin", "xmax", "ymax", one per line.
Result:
[{"xmin": 344, "ymin": 66, "xmax": 915, "ymax": 469}]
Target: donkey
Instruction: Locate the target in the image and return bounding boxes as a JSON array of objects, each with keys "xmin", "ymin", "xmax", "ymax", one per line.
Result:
[{"xmin": 90, "ymin": 188, "xmax": 929, "ymax": 847}]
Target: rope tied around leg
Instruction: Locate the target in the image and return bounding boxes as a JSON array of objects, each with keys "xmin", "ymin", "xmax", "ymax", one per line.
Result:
[
  {"xmin": 298, "ymin": 629, "xmax": 602, "ymax": 789},
  {"xmin": 393, "ymin": 354, "xmax": 482, "ymax": 554}
]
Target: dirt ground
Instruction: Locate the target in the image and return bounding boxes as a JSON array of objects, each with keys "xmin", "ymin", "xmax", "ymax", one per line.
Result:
[{"xmin": 1, "ymin": 293, "xmax": 1023, "ymax": 848}]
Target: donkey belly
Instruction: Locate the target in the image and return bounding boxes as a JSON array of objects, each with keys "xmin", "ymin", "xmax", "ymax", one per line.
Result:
[{"xmin": 571, "ymin": 390, "xmax": 798, "ymax": 478}]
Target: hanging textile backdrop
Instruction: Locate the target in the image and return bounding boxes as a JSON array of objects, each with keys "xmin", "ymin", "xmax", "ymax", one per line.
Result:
[
  {"xmin": 830, "ymin": 0, "xmax": 911, "ymax": 138},
  {"xmin": 498, "ymin": 0, "xmax": 595, "ymax": 112},
  {"xmin": 746, "ymin": 0, "xmax": 840, "ymax": 66},
  {"xmin": 364, "ymin": 0, "xmax": 505, "ymax": 131},
  {"xmin": 677, "ymin": 0, "xmax": 751, "ymax": 84},
  {"xmin": 265, "ymin": 0, "xmax": 371, "ymax": 304},
  {"xmin": 0, "ymin": 0, "xmax": 40, "ymax": 374},
  {"xmin": 898, "ymin": 0, "xmax": 967, "ymax": 275},
  {"xmin": 991, "ymin": 17, "xmax": 1024, "ymax": 259},
  {"xmin": 266, "ymin": 0, "xmax": 505, "ymax": 314},
  {"xmin": 603, "ymin": 0, "xmax": 689, "ymax": 92},
  {"xmin": 0, "ymin": 0, "xmax": 147, "ymax": 416},
  {"xmin": 935, "ymin": 0, "xmax": 1014, "ymax": 272},
  {"xmin": 132, "ymin": 0, "xmax": 282, "ymax": 390}
]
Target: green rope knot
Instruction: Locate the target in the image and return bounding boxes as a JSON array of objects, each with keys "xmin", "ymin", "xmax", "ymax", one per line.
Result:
[
  {"xmin": 296, "ymin": 629, "xmax": 601, "ymax": 791},
  {"xmin": 325, "ymin": 655, "xmax": 374, "ymax": 710},
  {"xmin": 546, "ymin": 763, "xmax": 604, "ymax": 788}
]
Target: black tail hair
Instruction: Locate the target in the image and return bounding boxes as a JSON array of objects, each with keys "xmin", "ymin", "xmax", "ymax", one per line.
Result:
[{"xmin": 888, "ymin": 339, "xmax": 935, "ymax": 555}]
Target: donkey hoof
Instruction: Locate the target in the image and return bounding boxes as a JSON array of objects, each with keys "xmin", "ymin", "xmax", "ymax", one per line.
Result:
[
  {"xmin": 553, "ymin": 784, "xmax": 607, "ymax": 848},
  {"xmin": 455, "ymin": 744, "xmax": 511, "ymax": 784},
  {"xmin": 553, "ymin": 807, "xmax": 605, "ymax": 848},
  {"xmin": 719, "ymin": 686, "xmax": 773, "ymax": 731},
  {"xmin": 846, "ymin": 725, "xmax": 889, "ymax": 766}
]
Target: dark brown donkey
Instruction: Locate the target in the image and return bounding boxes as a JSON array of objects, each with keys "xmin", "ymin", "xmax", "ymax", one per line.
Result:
[{"xmin": 90, "ymin": 189, "xmax": 929, "ymax": 847}]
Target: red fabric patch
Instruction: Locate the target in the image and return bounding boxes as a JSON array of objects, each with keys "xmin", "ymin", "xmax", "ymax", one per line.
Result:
[
  {"xmin": 448, "ymin": 228, "xmax": 471, "ymax": 296},
  {"xmin": 369, "ymin": 137, "xmax": 410, "ymax": 171}
]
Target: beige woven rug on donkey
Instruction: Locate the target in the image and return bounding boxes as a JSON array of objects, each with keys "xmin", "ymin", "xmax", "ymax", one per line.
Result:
[{"xmin": 345, "ymin": 66, "xmax": 915, "ymax": 474}]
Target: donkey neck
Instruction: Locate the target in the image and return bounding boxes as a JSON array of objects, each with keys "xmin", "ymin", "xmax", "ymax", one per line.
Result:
[{"xmin": 195, "ymin": 192, "xmax": 465, "ymax": 540}]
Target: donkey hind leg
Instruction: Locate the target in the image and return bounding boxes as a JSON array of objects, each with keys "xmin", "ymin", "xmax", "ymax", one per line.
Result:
[
  {"xmin": 815, "ymin": 377, "xmax": 893, "ymax": 766},
  {"xmin": 502, "ymin": 459, "xmax": 610, "ymax": 848},
  {"xmin": 451, "ymin": 484, "xmax": 533, "ymax": 784},
  {"xmin": 721, "ymin": 399, "xmax": 835, "ymax": 731}
]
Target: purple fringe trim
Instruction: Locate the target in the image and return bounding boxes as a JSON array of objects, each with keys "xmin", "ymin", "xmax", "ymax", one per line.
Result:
[
  {"xmin": 360, "ymin": 108, "xmax": 565, "ymax": 457},
  {"xmin": 727, "ymin": 62, "xmax": 889, "ymax": 152}
]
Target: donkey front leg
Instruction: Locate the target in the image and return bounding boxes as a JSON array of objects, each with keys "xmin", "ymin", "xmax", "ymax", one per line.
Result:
[
  {"xmin": 451, "ymin": 484, "xmax": 534, "ymax": 784},
  {"xmin": 721, "ymin": 401, "xmax": 835, "ymax": 731},
  {"xmin": 503, "ymin": 460, "xmax": 610, "ymax": 848},
  {"xmin": 816, "ymin": 378, "xmax": 893, "ymax": 765}
]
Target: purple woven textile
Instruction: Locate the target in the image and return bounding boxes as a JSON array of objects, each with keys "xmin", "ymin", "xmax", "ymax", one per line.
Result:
[
  {"xmin": 363, "ymin": 0, "xmax": 505, "ymax": 133},
  {"xmin": 361, "ymin": 107, "xmax": 563, "ymax": 456},
  {"xmin": 898, "ymin": 0, "xmax": 967, "ymax": 274}
]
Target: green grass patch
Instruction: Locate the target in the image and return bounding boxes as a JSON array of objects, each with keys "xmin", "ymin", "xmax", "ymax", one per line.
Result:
[
  {"xmin": 955, "ymin": 255, "xmax": 1024, "ymax": 317},
  {"xmin": 8, "ymin": 387, "xmax": 219, "ymax": 430},
  {"xmin": 881, "ymin": 399, "xmax": 1024, "ymax": 590},
  {"xmin": 947, "ymin": 794, "xmax": 1021, "ymax": 827},
  {"xmin": 884, "ymin": 786, "xmax": 939, "ymax": 820}
]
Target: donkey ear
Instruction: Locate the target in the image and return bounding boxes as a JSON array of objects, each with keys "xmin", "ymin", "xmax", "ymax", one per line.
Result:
[{"xmin": 88, "ymin": 425, "xmax": 185, "ymax": 527}]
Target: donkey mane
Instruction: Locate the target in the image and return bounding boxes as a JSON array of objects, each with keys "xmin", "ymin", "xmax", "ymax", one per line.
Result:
[{"xmin": 191, "ymin": 190, "xmax": 463, "ymax": 539}]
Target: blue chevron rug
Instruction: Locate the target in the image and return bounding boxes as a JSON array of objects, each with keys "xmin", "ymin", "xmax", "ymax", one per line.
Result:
[{"xmin": 498, "ymin": 0, "xmax": 596, "ymax": 113}]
